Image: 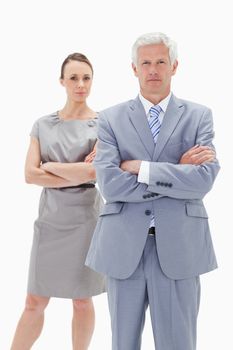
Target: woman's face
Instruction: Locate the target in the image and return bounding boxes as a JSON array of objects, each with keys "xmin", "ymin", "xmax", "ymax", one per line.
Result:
[{"xmin": 60, "ymin": 60, "xmax": 93, "ymax": 102}]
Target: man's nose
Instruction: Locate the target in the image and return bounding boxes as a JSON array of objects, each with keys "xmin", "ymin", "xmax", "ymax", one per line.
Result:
[{"xmin": 149, "ymin": 64, "xmax": 158, "ymax": 74}]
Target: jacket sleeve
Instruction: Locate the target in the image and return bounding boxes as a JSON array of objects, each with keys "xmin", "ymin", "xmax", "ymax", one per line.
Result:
[
  {"xmin": 94, "ymin": 112, "xmax": 161, "ymax": 203},
  {"xmin": 147, "ymin": 108, "xmax": 220, "ymax": 199}
]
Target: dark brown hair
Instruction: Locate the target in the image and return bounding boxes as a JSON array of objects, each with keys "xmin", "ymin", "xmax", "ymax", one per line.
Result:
[{"xmin": 60, "ymin": 53, "xmax": 93, "ymax": 79}]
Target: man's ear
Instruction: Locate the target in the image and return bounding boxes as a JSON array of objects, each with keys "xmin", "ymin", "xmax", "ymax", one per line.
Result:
[
  {"xmin": 132, "ymin": 63, "xmax": 138, "ymax": 77},
  {"xmin": 172, "ymin": 60, "xmax": 178, "ymax": 76}
]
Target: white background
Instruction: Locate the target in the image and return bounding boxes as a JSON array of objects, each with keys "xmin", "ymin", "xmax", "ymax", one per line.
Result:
[{"xmin": 0, "ymin": 0, "xmax": 232, "ymax": 349}]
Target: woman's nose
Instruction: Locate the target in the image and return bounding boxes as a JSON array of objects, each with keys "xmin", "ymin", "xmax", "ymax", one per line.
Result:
[{"xmin": 77, "ymin": 80, "xmax": 84, "ymax": 87}]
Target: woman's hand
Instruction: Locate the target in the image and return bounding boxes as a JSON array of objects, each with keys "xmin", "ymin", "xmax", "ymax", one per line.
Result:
[
  {"xmin": 84, "ymin": 142, "xmax": 97, "ymax": 163},
  {"xmin": 40, "ymin": 162, "xmax": 53, "ymax": 172}
]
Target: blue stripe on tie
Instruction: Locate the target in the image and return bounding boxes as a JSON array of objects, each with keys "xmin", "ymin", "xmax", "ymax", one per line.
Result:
[
  {"xmin": 152, "ymin": 129, "xmax": 160, "ymax": 138},
  {"xmin": 152, "ymin": 124, "xmax": 161, "ymax": 134},
  {"xmin": 149, "ymin": 118, "xmax": 159, "ymax": 128}
]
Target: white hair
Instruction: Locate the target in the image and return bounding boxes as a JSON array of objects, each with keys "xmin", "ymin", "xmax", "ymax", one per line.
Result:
[{"xmin": 131, "ymin": 32, "xmax": 178, "ymax": 65}]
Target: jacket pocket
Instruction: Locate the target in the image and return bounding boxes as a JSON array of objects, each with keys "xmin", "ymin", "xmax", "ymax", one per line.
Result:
[
  {"xmin": 185, "ymin": 202, "xmax": 208, "ymax": 218},
  {"xmin": 99, "ymin": 202, "xmax": 124, "ymax": 216}
]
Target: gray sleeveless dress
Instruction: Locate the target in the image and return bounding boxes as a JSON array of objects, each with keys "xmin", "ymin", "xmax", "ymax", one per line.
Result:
[{"xmin": 27, "ymin": 112, "xmax": 105, "ymax": 299}]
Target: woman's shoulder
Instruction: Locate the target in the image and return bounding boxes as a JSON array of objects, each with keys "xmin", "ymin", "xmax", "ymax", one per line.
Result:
[
  {"xmin": 30, "ymin": 112, "xmax": 59, "ymax": 139},
  {"xmin": 32, "ymin": 111, "xmax": 60, "ymax": 127}
]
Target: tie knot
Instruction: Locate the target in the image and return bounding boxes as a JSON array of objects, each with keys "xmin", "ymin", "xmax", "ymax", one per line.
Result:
[{"xmin": 149, "ymin": 105, "xmax": 162, "ymax": 117}]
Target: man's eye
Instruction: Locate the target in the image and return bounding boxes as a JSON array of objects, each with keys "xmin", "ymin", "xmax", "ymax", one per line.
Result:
[{"xmin": 84, "ymin": 76, "xmax": 90, "ymax": 80}]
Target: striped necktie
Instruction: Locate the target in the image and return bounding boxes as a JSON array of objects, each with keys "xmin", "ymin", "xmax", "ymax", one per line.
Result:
[
  {"xmin": 149, "ymin": 105, "xmax": 162, "ymax": 143},
  {"xmin": 148, "ymin": 104, "xmax": 162, "ymax": 227}
]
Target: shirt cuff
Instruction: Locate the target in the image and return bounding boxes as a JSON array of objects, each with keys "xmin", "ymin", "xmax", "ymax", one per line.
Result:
[{"xmin": 138, "ymin": 161, "xmax": 150, "ymax": 184}]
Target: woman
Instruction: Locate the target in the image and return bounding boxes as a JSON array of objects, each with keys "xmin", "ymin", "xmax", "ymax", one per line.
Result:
[{"xmin": 11, "ymin": 53, "xmax": 105, "ymax": 350}]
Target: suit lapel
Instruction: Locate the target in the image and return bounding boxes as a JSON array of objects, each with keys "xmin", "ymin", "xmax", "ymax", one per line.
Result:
[
  {"xmin": 153, "ymin": 95, "xmax": 184, "ymax": 161},
  {"xmin": 128, "ymin": 95, "xmax": 184, "ymax": 160},
  {"xmin": 128, "ymin": 97, "xmax": 155, "ymax": 158}
]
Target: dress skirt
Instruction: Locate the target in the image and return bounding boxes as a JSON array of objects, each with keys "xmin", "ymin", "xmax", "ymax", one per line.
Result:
[{"xmin": 27, "ymin": 186, "xmax": 105, "ymax": 298}]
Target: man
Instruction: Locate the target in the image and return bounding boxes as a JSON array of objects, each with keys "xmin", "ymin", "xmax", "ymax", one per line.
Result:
[{"xmin": 86, "ymin": 32, "xmax": 220, "ymax": 350}]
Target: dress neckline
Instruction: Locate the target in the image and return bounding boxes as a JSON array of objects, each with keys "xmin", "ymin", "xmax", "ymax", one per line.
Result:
[{"xmin": 55, "ymin": 111, "xmax": 98, "ymax": 122}]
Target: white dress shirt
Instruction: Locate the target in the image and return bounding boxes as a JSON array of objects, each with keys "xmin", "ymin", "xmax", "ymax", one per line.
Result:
[{"xmin": 138, "ymin": 92, "xmax": 172, "ymax": 184}]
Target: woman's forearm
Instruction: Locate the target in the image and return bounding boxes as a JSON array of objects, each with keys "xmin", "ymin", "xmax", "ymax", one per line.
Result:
[
  {"xmin": 41, "ymin": 162, "xmax": 96, "ymax": 183},
  {"xmin": 25, "ymin": 167, "xmax": 79, "ymax": 188}
]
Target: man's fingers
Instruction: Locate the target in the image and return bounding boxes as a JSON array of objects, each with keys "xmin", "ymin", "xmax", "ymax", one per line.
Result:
[
  {"xmin": 193, "ymin": 156, "xmax": 215, "ymax": 165},
  {"xmin": 190, "ymin": 153, "xmax": 215, "ymax": 164},
  {"xmin": 180, "ymin": 147, "xmax": 215, "ymax": 165},
  {"xmin": 186, "ymin": 145, "xmax": 213, "ymax": 157},
  {"xmin": 191, "ymin": 150, "xmax": 215, "ymax": 160},
  {"xmin": 192, "ymin": 149, "xmax": 215, "ymax": 156}
]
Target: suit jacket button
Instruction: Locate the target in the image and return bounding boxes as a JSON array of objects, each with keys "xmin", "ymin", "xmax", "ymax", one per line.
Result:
[
  {"xmin": 143, "ymin": 194, "xmax": 147, "ymax": 199},
  {"xmin": 156, "ymin": 181, "xmax": 160, "ymax": 186},
  {"xmin": 168, "ymin": 183, "xmax": 172, "ymax": 187},
  {"xmin": 145, "ymin": 210, "xmax": 151, "ymax": 216}
]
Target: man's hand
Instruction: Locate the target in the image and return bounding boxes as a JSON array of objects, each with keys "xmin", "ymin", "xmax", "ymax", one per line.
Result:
[
  {"xmin": 120, "ymin": 145, "xmax": 215, "ymax": 175},
  {"xmin": 179, "ymin": 145, "xmax": 215, "ymax": 165},
  {"xmin": 120, "ymin": 160, "xmax": 142, "ymax": 174}
]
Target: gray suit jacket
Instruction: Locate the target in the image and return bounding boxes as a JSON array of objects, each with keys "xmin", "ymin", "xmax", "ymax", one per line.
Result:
[{"xmin": 86, "ymin": 94, "xmax": 220, "ymax": 280}]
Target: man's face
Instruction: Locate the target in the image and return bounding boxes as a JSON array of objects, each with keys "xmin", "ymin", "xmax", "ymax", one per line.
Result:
[{"xmin": 132, "ymin": 43, "xmax": 178, "ymax": 100}]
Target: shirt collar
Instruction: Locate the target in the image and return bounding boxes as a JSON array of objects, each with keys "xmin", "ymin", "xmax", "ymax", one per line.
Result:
[{"xmin": 139, "ymin": 92, "xmax": 172, "ymax": 115}]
